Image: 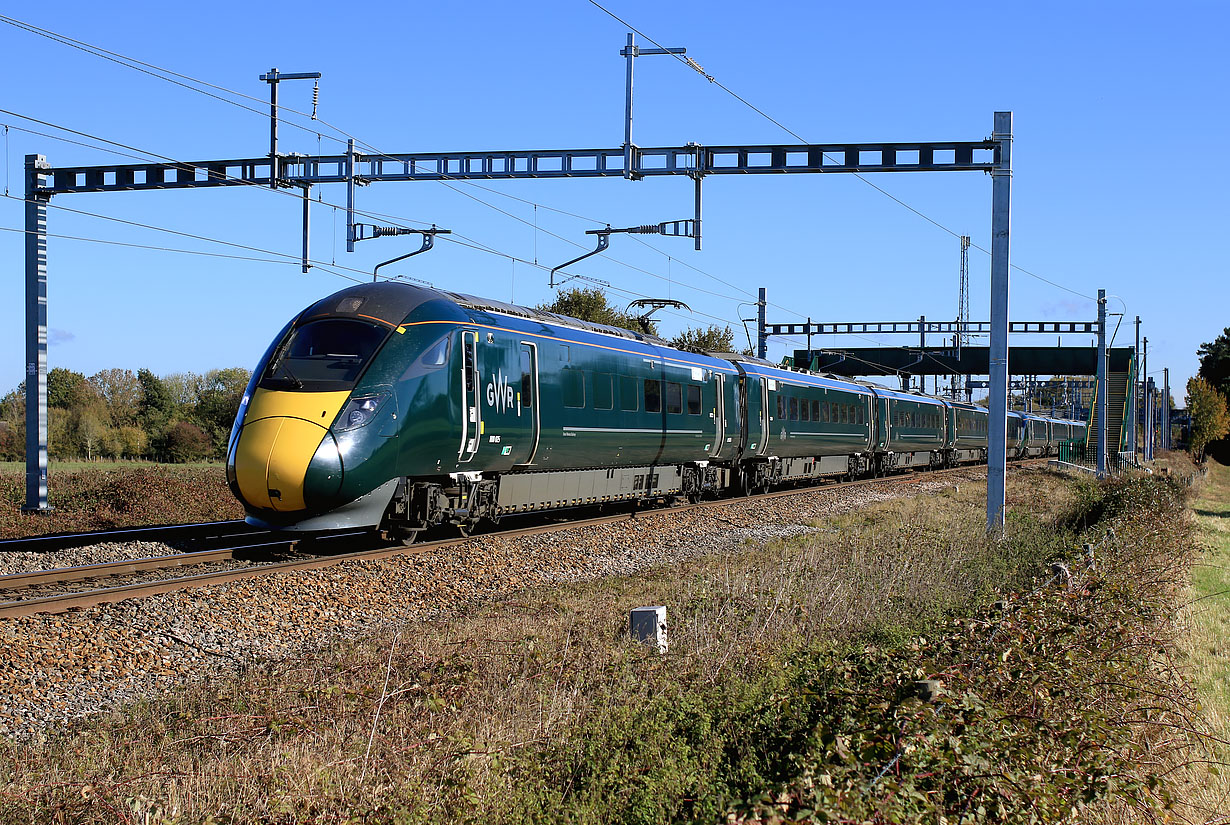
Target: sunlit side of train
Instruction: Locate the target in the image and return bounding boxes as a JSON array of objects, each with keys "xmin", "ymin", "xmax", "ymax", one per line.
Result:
[{"xmin": 226, "ymin": 283, "xmax": 1085, "ymax": 541}]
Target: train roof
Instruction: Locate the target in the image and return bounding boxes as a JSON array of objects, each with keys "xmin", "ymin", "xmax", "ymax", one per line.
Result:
[{"xmin": 438, "ymin": 290, "xmax": 672, "ymax": 347}]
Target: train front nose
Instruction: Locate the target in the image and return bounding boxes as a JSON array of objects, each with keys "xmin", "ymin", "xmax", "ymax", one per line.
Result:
[{"xmin": 230, "ymin": 390, "xmax": 349, "ymax": 513}]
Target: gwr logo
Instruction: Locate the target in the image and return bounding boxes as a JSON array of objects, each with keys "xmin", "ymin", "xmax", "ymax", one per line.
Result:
[{"xmin": 486, "ymin": 370, "xmax": 518, "ymax": 415}]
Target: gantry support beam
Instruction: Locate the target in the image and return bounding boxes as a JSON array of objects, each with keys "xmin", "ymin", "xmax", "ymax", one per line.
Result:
[
  {"xmin": 30, "ymin": 140, "xmax": 1000, "ymax": 196},
  {"xmin": 768, "ymin": 319, "xmax": 1100, "ymax": 337}
]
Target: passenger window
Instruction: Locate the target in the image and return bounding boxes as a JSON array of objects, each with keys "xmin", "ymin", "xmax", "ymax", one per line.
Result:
[
  {"xmin": 812, "ymin": 400, "xmax": 820, "ymax": 421},
  {"xmin": 620, "ymin": 375, "xmax": 639, "ymax": 411},
  {"xmin": 563, "ymin": 370, "xmax": 585, "ymax": 408},
  {"xmin": 776, "ymin": 396, "xmax": 785, "ymax": 419},
  {"xmin": 520, "ymin": 349, "xmax": 533, "ymax": 407},
  {"xmin": 789, "ymin": 397, "xmax": 799, "ymax": 421},
  {"xmin": 666, "ymin": 382, "xmax": 682, "ymax": 414},
  {"xmin": 594, "ymin": 372, "xmax": 613, "ymax": 411},
  {"xmin": 800, "ymin": 398, "xmax": 810, "ymax": 422},
  {"xmin": 686, "ymin": 384, "xmax": 701, "ymax": 415},
  {"xmin": 645, "ymin": 379, "xmax": 661, "ymax": 413}
]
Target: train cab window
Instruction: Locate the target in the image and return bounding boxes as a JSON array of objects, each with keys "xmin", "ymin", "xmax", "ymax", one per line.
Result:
[
  {"xmin": 563, "ymin": 370, "xmax": 585, "ymax": 408},
  {"xmin": 686, "ymin": 384, "xmax": 701, "ymax": 415},
  {"xmin": 260, "ymin": 318, "xmax": 390, "ymax": 392},
  {"xmin": 594, "ymin": 373, "xmax": 613, "ymax": 410},
  {"xmin": 812, "ymin": 400, "xmax": 821, "ymax": 421},
  {"xmin": 789, "ymin": 397, "xmax": 799, "ymax": 421},
  {"xmin": 620, "ymin": 376, "xmax": 639, "ymax": 411},
  {"xmin": 800, "ymin": 398, "xmax": 810, "ymax": 422},
  {"xmin": 645, "ymin": 379, "xmax": 661, "ymax": 413},
  {"xmin": 666, "ymin": 382, "xmax": 682, "ymax": 414}
]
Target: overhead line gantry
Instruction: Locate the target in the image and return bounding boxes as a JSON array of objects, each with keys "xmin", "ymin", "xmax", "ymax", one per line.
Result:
[{"xmin": 20, "ymin": 35, "xmax": 1017, "ymax": 531}]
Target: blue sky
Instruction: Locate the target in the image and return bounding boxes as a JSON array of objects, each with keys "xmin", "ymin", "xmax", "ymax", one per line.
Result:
[{"xmin": 1, "ymin": 0, "xmax": 1225, "ymax": 401}]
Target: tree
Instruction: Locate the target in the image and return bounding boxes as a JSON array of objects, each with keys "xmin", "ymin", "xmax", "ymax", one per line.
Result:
[
  {"xmin": 160, "ymin": 421, "xmax": 212, "ymax": 463},
  {"xmin": 1186, "ymin": 376, "xmax": 1230, "ymax": 463},
  {"xmin": 137, "ymin": 368, "xmax": 175, "ymax": 438},
  {"xmin": 47, "ymin": 368, "xmax": 92, "ymax": 409},
  {"xmin": 88, "ymin": 368, "xmax": 141, "ymax": 427},
  {"xmin": 193, "ymin": 367, "xmax": 251, "ymax": 456},
  {"xmin": 535, "ymin": 287, "xmax": 657, "ymax": 335},
  {"xmin": 1198, "ymin": 328, "xmax": 1230, "ymax": 398},
  {"xmin": 670, "ymin": 325, "xmax": 738, "ymax": 354}
]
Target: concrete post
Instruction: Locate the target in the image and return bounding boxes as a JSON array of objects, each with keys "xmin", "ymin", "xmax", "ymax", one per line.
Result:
[
  {"xmin": 986, "ymin": 111, "xmax": 1012, "ymax": 533},
  {"xmin": 1096, "ymin": 289, "xmax": 1108, "ymax": 478},
  {"xmin": 23, "ymin": 154, "xmax": 51, "ymax": 513},
  {"xmin": 756, "ymin": 287, "xmax": 767, "ymax": 360}
]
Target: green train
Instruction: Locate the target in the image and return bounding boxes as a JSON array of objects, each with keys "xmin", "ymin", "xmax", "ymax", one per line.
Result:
[{"xmin": 226, "ymin": 283, "xmax": 1086, "ymax": 540}]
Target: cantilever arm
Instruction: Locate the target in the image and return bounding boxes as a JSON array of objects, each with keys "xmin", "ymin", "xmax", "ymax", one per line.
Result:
[{"xmin": 549, "ymin": 231, "xmax": 610, "ymax": 288}]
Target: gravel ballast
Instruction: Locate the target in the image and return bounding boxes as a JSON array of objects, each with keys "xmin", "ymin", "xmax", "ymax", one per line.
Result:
[{"xmin": 0, "ymin": 470, "xmax": 986, "ymax": 739}]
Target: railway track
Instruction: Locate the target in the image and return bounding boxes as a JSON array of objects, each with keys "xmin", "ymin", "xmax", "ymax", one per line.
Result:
[
  {"xmin": 0, "ymin": 462, "xmax": 1008, "ymax": 620},
  {"xmin": 0, "ymin": 519, "xmax": 265, "ymax": 554}
]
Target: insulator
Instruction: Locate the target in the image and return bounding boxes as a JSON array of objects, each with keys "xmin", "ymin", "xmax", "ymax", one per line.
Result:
[
  {"xmin": 631, "ymin": 224, "xmax": 660, "ymax": 234},
  {"xmin": 311, "ymin": 81, "xmax": 319, "ymax": 120},
  {"xmin": 372, "ymin": 225, "xmax": 403, "ymax": 238}
]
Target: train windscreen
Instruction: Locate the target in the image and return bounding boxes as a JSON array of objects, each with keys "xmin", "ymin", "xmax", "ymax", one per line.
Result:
[{"xmin": 259, "ymin": 319, "xmax": 390, "ymax": 392}]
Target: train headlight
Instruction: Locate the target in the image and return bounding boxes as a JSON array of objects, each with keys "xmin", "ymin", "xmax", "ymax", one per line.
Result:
[{"xmin": 336, "ymin": 393, "xmax": 388, "ymax": 431}]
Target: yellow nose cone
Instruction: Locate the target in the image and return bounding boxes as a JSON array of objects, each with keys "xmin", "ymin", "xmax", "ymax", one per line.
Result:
[{"xmin": 234, "ymin": 389, "xmax": 350, "ymax": 512}]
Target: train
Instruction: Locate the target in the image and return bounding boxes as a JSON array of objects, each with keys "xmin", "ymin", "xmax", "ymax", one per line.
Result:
[{"xmin": 225, "ymin": 282, "xmax": 1086, "ymax": 540}]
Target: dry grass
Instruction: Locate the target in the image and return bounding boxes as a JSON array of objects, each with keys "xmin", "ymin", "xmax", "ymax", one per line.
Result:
[
  {"xmin": 1168, "ymin": 457, "xmax": 1230, "ymax": 820},
  {"xmin": 0, "ymin": 467, "xmax": 1200, "ymax": 823}
]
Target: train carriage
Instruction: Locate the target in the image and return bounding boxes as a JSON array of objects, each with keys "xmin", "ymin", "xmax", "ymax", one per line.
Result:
[
  {"xmin": 870, "ymin": 389, "xmax": 948, "ymax": 473},
  {"xmin": 227, "ymin": 282, "xmax": 1089, "ymax": 537},
  {"xmin": 947, "ymin": 401, "xmax": 990, "ymax": 465}
]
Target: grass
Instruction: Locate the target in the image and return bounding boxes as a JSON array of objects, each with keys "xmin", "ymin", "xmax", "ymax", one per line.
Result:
[
  {"xmin": 1170, "ymin": 457, "xmax": 1230, "ymax": 816},
  {"xmin": 0, "ymin": 463, "xmax": 243, "ymax": 539},
  {"xmin": 0, "ymin": 467, "xmax": 1201, "ymax": 823},
  {"xmin": 0, "ymin": 459, "xmax": 221, "ymax": 474}
]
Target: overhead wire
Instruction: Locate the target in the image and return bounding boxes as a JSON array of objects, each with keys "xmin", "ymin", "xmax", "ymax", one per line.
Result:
[
  {"xmin": 2, "ymin": 12, "xmax": 1095, "ymax": 362},
  {"xmin": 0, "ymin": 14, "xmax": 755, "ymax": 306},
  {"xmin": 585, "ymin": 0, "xmax": 1097, "ymax": 304}
]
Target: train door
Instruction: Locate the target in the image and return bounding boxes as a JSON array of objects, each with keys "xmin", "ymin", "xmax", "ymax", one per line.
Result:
[
  {"xmin": 740, "ymin": 371, "xmax": 768, "ymax": 456},
  {"xmin": 709, "ymin": 374, "xmax": 725, "ymax": 458},
  {"xmin": 513, "ymin": 342, "xmax": 540, "ymax": 466},
  {"xmin": 458, "ymin": 330, "xmax": 481, "ymax": 463}
]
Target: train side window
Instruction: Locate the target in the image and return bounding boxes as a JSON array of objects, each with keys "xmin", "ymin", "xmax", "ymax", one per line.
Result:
[
  {"xmin": 823, "ymin": 402, "xmax": 831, "ymax": 423},
  {"xmin": 620, "ymin": 376, "xmax": 638, "ymax": 411},
  {"xmin": 800, "ymin": 398, "xmax": 810, "ymax": 422},
  {"xmin": 789, "ymin": 397, "xmax": 798, "ymax": 420},
  {"xmin": 812, "ymin": 400, "xmax": 820, "ymax": 421},
  {"xmin": 776, "ymin": 396, "xmax": 785, "ymax": 419},
  {"xmin": 594, "ymin": 373, "xmax": 613, "ymax": 410},
  {"xmin": 857, "ymin": 405, "xmax": 864, "ymax": 425},
  {"xmin": 645, "ymin": 379, "xmax": 661, "ymax": 413},
  {"xmin": 519, "ymin": 349, "xmax": 532, "ymax": 407},
  {"xmin": 666, "ymin": 382, "xmax": 682, "ymax": 414},
  {"xmin": 559, "ymin": 345, "xmax": 570, "ymax": 363},
  {"xmin": 563, "ymin": 369, "xmax": 585, "ymax": 408},
  {"xmin": 686, "ymin": 384, "xmax": 701, "ymax": 415}
]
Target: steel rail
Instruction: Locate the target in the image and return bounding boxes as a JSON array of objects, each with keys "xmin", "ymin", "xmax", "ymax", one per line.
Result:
[
  {"xmin": 0, "ymin": 462, "xmax": 1019, "ymax": 620},
  {"xmin": 0, "ymin": 519, "xmax": 264, "ymax": 554}
]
